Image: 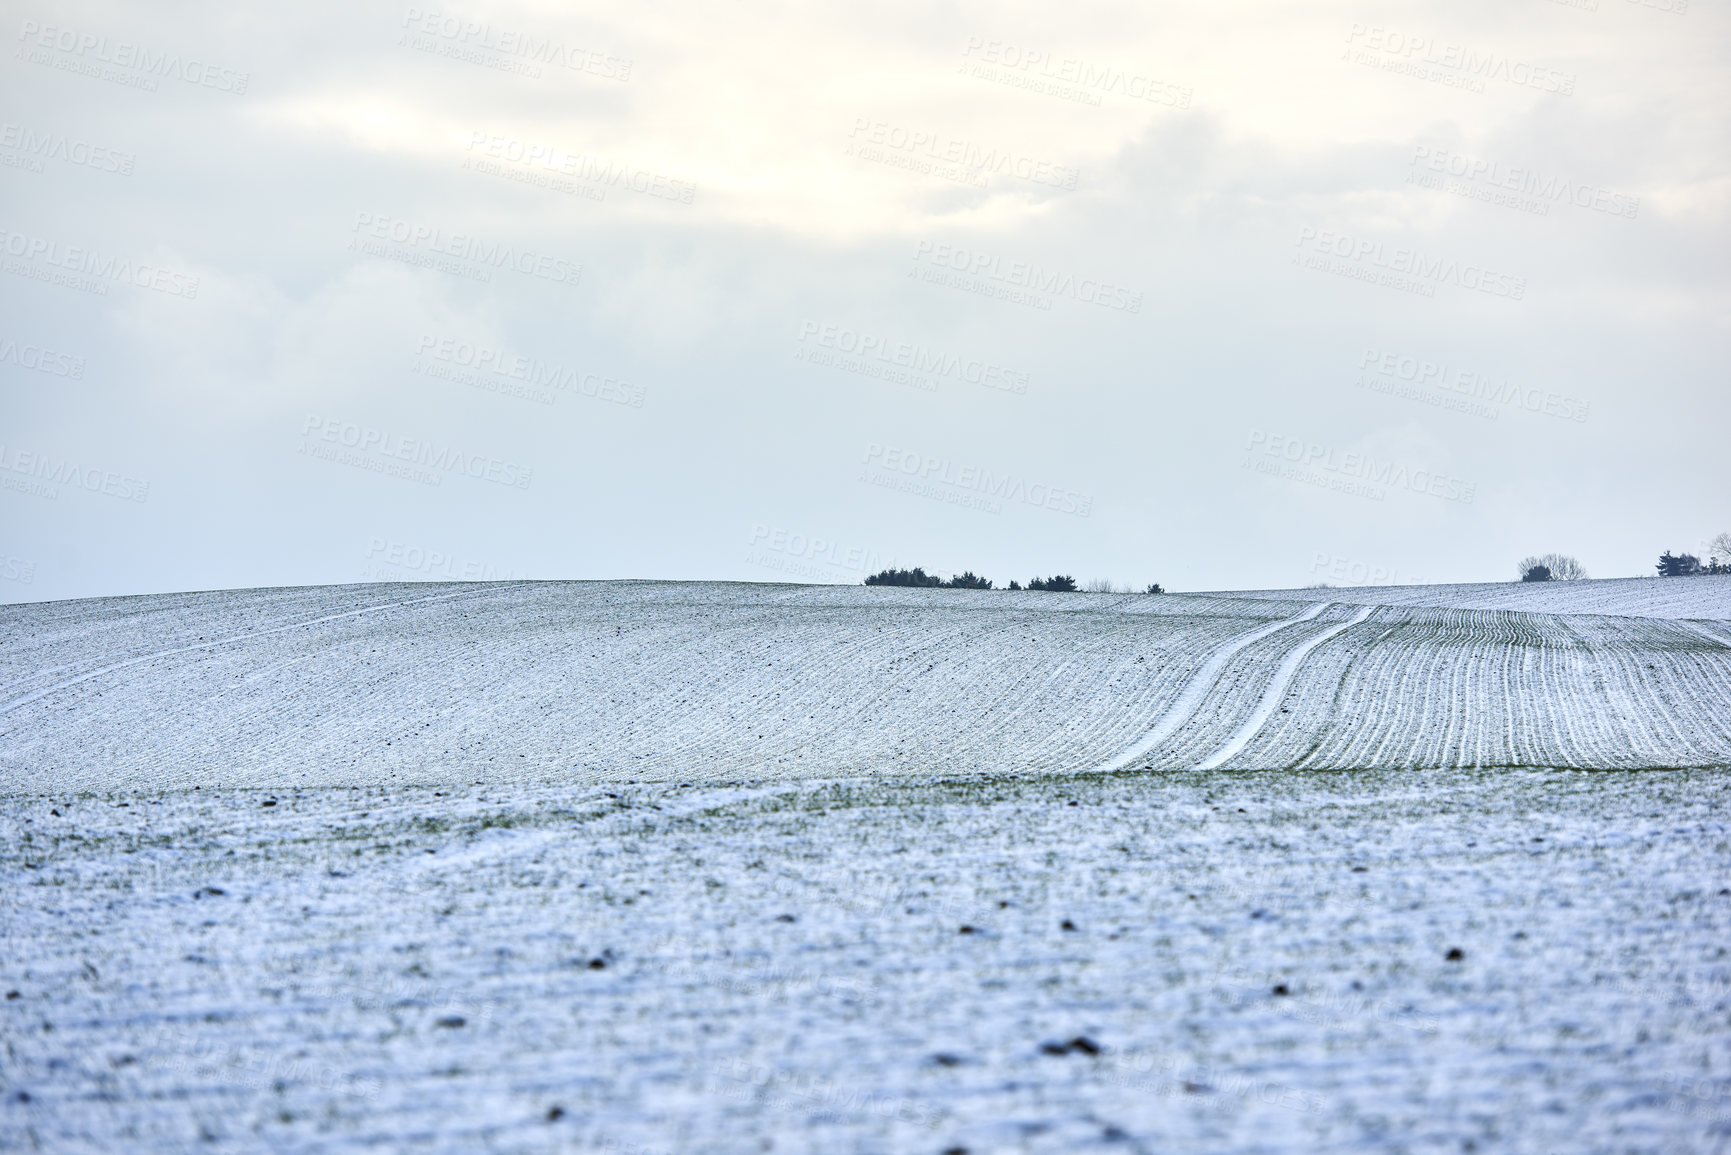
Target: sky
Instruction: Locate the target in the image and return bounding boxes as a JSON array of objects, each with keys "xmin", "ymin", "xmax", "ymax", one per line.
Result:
[{"xmin": 2, "ymin": 0, "xmax": 1727, "ymax": 603}]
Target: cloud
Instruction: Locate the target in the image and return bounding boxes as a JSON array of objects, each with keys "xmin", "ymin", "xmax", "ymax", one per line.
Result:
[{"xmin": 2, "ymin": 0, "xmax": 1727, "ymax": 600}]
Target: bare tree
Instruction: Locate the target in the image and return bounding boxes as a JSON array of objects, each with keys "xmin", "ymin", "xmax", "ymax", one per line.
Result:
[
  {"xmin": 1710, "ymin": 532, "xmax": 1731, "ymax": 566},
  {"xmin": 1517, "ymin": 553, "xmax": 1587, "ymax": 582}
]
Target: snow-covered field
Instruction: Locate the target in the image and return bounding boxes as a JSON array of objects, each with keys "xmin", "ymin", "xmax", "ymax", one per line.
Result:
[
  {"xmin": 1227, "ymin": 574, "xmax": 1731, "ymax": 620},
  {"xmin": 3, "ymin": 578, "xmax": 1730, "ymax": 1152},
  {"xmin": 3, "ymin": 578, "xmax": 1729, "ymax": 791},
  {"xmin": 4, "ymin": 771, "xmax": 1729, "ymax": 1153}
]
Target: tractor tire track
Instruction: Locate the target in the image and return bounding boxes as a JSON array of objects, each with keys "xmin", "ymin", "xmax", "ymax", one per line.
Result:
[
  {"xmin": 1194, "ymin": 605, "xmax": 1376, "ymax": 770},
  {"xmin": 1089, "ymin": 601, "xmax": 1332, "ymax": 775}
]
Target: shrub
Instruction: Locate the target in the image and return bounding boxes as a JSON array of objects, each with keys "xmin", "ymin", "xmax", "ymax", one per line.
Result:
[
  {"xmin": 1657, "ymin": 552, "xmax": 1703, "ymax": 577},
  {"xmin": 1145, "ymin": 582, "xmax": 1165, "ymax": 594},
  {"xmin": 1027, "ymin": 575, "xmax": 1078, "ymax": 592},
  {"xmin": 1517, "ymin": 553, "xmax": 1586, "ymax": 582},
  {"xmin": 864, "ymin": 567, "xmax": 994, "ymax": 589},
  {"xmin": 864, "ymin": 567, "xmax": 941, "ymax": 587}
]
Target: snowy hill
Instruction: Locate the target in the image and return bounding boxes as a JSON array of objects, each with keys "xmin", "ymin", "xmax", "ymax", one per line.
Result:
[
  {"xmin": 3, "ymin": 577, "xmax": 1728, "ymax": 791},
  {"xmin": 1226, "ymin": 573, "xmax": 1731, "ymax": 619}
]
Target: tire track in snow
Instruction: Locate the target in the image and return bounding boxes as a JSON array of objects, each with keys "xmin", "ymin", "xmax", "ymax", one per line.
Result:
[
  {"xmin": 0, "ymin": 587, "xmax": 487, "ymax": 718},
  {"xmin": 1194, "ymin": 605, "xmax": 1376, "ymax": 770},
  {"xmin": 1089, "ymin": 601, "xmax": 1332, "ymax": 774},
  {"xmin": 13, "ymin": 584, "xmax": 1728, "ymax": 788}
]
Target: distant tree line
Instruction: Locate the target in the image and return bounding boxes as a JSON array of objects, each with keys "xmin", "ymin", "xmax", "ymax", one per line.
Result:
[
  {"xmin": 865, "ymin": 568, "xmax": 1163, "ymax": 593},
  {"xmin": 862, "ymin": 567, "xmax": 940, "ymax": 587},
  {"xmin": 1517, "ymin": 534, "xmax": 1731, "ymax": 581},
  {"xmin": 1657, "ymin": 531, "xmax": 1731, "ymax": 577},
  {"xmin": 1657, "ymin": 552, "xmax": 1728, "ymax": 577},
  {"xmin": 863, "ymin": 567, "xmax": 990, "ymax": 588}
]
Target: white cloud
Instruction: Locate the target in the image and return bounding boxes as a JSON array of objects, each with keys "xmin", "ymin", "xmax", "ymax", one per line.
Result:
[{"xmin": 2, "ymin": 0, "xmax": 1727, "ymax": 600}]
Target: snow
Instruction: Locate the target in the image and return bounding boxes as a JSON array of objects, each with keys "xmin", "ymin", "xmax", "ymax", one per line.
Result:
[
  {"xmin": 1092, "ymin": 601, "xmax": 1330, "ymax": 775},
  {"xmin": 4, "ymin": 578, "xmax": 1730, "ymax": 1152},
  {"xmin": 1194, "ymin": 606, "xmax": 1375, "ymax": 771},
  {"xmin": 1226, "ymin": 573, "xmax": 1731, "ymax": 620},
  {"xmin": 3, "ymin": 579, "xmax": 1727, "ymax": 792},
  {"xmin": 2, "ymin": 771, "xmax": 1727, "ymax": 1153}
]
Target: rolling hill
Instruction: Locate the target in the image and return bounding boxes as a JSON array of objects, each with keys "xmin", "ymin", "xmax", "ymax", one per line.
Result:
[{"xmin": 4, "ymin": 576, "xmax": 1728, "ymax": 791}]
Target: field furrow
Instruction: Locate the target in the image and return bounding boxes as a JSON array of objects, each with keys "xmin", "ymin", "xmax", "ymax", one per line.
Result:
[{"xmin": 2, "ymin": 580, "xmax": 1727, "ymax": 789}]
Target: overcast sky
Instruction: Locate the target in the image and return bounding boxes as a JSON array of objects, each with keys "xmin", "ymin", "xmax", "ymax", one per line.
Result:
[{"xmin": 2, "ymin": 0, "xmax": 1726, "ymax": 603}]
